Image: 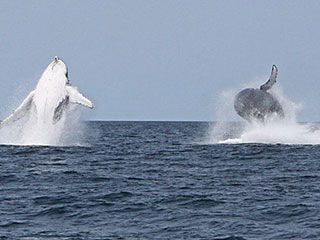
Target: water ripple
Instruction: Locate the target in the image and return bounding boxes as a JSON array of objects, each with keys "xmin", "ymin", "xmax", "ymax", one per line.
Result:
[{"xmin": 1, "ymin": 122, "xmax": 320, "ymax": 239}]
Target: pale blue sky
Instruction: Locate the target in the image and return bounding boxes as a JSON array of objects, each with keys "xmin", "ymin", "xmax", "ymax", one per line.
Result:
[{"xmin": 1, "ymin": 0, "xmax": 320, "ymax": 121}]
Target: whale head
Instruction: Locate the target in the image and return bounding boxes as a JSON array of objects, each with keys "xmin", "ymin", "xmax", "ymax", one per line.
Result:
[{"xmin": 48, "ymin": 56, "xmax": 69, "ymax": 82}]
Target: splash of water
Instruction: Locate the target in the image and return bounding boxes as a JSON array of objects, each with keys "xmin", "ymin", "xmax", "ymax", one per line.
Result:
[
  {"xmin": 0, "ymin": 105, "xmax": 85, "ymax": 146},
  {"xmin": 208, "ymin": 85, "xmax": 320, "ymax": 145}
]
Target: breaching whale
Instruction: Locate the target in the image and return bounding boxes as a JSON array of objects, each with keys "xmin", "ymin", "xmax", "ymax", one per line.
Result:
[
  {"xmin": 0, "ymin": 56, "xmax": 93, "ymax": 128},
  {"xmin": 234, "ymin": 65, "xmax": 284, "ymax": 122}
]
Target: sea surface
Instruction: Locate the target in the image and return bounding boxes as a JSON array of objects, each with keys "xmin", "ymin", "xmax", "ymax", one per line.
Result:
[{"xmin": 0, "ymin": 121, "xmax": 320, "ymax": 239}]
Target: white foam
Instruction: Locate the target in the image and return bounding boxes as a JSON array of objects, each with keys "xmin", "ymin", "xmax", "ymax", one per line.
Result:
[
  {"xmin": 219, "ymin": 121, "xmax": 320, "ymax": 145},
  {"xmin": 0, "ymin": 105, "xmax": 84, "ymax": 146}
]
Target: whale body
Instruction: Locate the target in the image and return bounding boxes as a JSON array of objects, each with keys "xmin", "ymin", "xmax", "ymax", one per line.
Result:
[
  {"xmin": 234, "ymin": 65, "xmax": 284, "ymax": 122},
  {"xmin": 0, "ymin": 56, "xmax": 93, "ymax": 128}
]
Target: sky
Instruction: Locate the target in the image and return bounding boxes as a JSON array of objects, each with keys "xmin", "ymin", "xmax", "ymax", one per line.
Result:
[{"xmin": 1, "ymin": 0, "xmax": 320, "ymax": 121}]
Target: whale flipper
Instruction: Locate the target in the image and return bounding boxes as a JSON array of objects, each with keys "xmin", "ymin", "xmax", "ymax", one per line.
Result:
[
  {"xmin": 260, "ymin": 65, "xmax": 278, "ymax": 91},
  {"xmin": 53, "ymin": 96, "xmax": 70, "ymax": 124},
  {"xmin": 0, "ymin": 90, "xmax": 35, "ymax": 127},
  {"xmin": 66, "ymin": 85, "xmax": 93, "ymax": 109}
]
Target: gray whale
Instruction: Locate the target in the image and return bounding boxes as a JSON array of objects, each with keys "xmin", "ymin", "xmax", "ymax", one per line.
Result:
[{"xmin": 234, "ymin": 65, "xmax": 284, "ymax": 122}]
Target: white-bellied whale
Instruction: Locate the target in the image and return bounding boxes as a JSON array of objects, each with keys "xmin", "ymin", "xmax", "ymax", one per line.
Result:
[
  {"xmin": 234, "ymin": 65, "xmax": 284, "ymax": 122},
  {"xmin": 0, "ymin": 56, "xmax": 93, "ymax": 128}
]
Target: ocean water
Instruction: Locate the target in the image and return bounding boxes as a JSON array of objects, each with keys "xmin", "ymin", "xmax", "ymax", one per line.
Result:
[{"xmin": 1, "ymin": 121, "xmax": 320, "ymax": 239}]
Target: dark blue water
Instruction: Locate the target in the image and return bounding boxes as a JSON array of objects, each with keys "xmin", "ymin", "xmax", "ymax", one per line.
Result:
[{"xmin": 1, "ymin": 121, "xmax": 320, "ymax": 239}]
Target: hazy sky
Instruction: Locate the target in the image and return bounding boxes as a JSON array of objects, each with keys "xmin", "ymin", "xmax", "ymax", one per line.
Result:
[{"xmin": 1, "ymin": 0, "xmax": 320, "ymax": 121}]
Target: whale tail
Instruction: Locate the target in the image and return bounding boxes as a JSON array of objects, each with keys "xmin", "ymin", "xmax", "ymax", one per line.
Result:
[{"xmin": 260, "ymin": 65, "xmax": 278, "ymax": 91}]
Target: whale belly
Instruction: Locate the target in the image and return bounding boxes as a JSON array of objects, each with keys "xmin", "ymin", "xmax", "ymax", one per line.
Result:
[
  {"xmin": 33, "ymin": 88, "xmax": 68, "ymax": 123},
  {"xmin": 234, "ymin": 88, "xmax": 284, "ymax": 121}
]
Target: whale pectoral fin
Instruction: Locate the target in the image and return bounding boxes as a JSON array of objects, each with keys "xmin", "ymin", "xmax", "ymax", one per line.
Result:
[
  {"xmin": 66, "ymin": 85, "xmax": 94, "ymax": 109},
  {"xmin": 0, "ymin": 90, "xmax": 35, "ymax": 128},
  {"xmin": 53, "ymin": 96, "xmax": 69, "ymax": 124},
  {"xmin": 260, "ymin": 65, "xmax": 278, "ymax": 91}
]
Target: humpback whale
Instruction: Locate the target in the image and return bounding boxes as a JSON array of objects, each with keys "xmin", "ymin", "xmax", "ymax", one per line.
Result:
[
  {"xmin": 0, "ymin": 56, "xmax": 93, "ymax": 128},
  {"xmin": 234, "ymin": 65, "xmax": 284, "ymax": 122}
]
